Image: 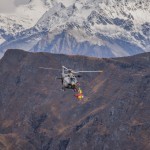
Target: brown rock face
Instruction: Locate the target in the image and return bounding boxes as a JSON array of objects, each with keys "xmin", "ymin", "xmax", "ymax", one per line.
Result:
[{"xmin": 0, "ymin": 49, "xmax": 150, "ymax": 150}]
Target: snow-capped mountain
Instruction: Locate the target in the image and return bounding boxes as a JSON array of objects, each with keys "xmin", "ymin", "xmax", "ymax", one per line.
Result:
[
  {"xmin": 0, "ymin": 0, "xmax": 150, "ymax": 58},
  {"xmin": 0, "ymin": 0, "xmax": 54, "ymax": 42}
]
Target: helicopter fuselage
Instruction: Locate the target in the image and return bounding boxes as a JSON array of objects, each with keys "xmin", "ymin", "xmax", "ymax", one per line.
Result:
[{"xmin": 62, "ymin": 72, "xmax": 78, "ymax": 89}]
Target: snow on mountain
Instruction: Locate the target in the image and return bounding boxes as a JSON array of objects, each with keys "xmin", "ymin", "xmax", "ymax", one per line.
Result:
[
  {"xmin": 0, "ymin": 0, "xmax": 53, "ymax": 43},
  {"xmin": 0, "ymin": 0, "xmax": 150, "ymax": 58},
  {"xmin": 56, "ymin": 0, "xmax": 76, "ymax": 7}
]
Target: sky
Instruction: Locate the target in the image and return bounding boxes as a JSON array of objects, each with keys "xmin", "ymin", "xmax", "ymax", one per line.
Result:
[
  {"xmin": 0, "ymin": 0, "xmax": 30, "ymax": 13},
  {"xmin": 0, "ymin": 0, "xmax": 15, "ymax": 13}
]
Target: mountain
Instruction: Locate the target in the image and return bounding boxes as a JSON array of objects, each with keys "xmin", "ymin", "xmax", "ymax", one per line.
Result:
[
  {"xmin": 0, "ymin": 0, "xmax": 150, "ymax": 58},
  {"xmin": 0, "ymin": 0, "xmax": 54, "ymax": 44},
  {"xmin": 0, "ymin": 49, "xmax": 150, "ymax": 150}
]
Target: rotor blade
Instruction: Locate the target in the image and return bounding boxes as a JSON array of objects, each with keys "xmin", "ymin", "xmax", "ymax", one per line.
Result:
[
  {"xmin": 39, "ymin": 67, "xmax": 61, "ymax": 71},
  {"xmin": 73, "ymin": 70, "xmax": 103, "ymax": 73},
  {"xmin": 62, "ymin": 66, "xmax": 69, "ymax": 70}
]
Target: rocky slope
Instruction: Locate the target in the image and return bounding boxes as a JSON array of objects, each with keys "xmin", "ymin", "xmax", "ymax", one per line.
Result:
[
  {"xmin": 0, "ymin": 49, "xmax": 150, "ymax": 150},
  {"xmin": 0, "ymin": 0, "xmax": 150, "ymax": 58}
]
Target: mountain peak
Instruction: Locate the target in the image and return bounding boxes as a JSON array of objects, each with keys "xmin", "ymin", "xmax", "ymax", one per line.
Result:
[{"xmin": 0, "ymin": 0, "xmax": 149, "ymax": 58}]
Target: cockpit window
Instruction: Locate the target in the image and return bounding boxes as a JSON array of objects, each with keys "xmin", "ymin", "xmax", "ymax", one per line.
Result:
[{"xmin": 71, "ymin": 77, "xmax": 75, "ymax": 82}]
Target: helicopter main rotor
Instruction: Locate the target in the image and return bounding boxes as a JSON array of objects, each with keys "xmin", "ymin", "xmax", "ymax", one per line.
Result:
[{"xmin": 39, "ymin": 66, "xmax": 103, "ymax": 74}]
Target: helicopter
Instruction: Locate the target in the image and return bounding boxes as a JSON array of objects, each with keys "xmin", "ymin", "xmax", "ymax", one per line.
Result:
[{"xmin": 39, "ymin": 66, "xmax": 103, "ymax": 100}]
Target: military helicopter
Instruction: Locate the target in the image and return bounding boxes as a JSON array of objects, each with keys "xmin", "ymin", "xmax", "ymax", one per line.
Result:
[{"xmin": 39, "ymin": 66, "xmax": 103, "ymax": 100}]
